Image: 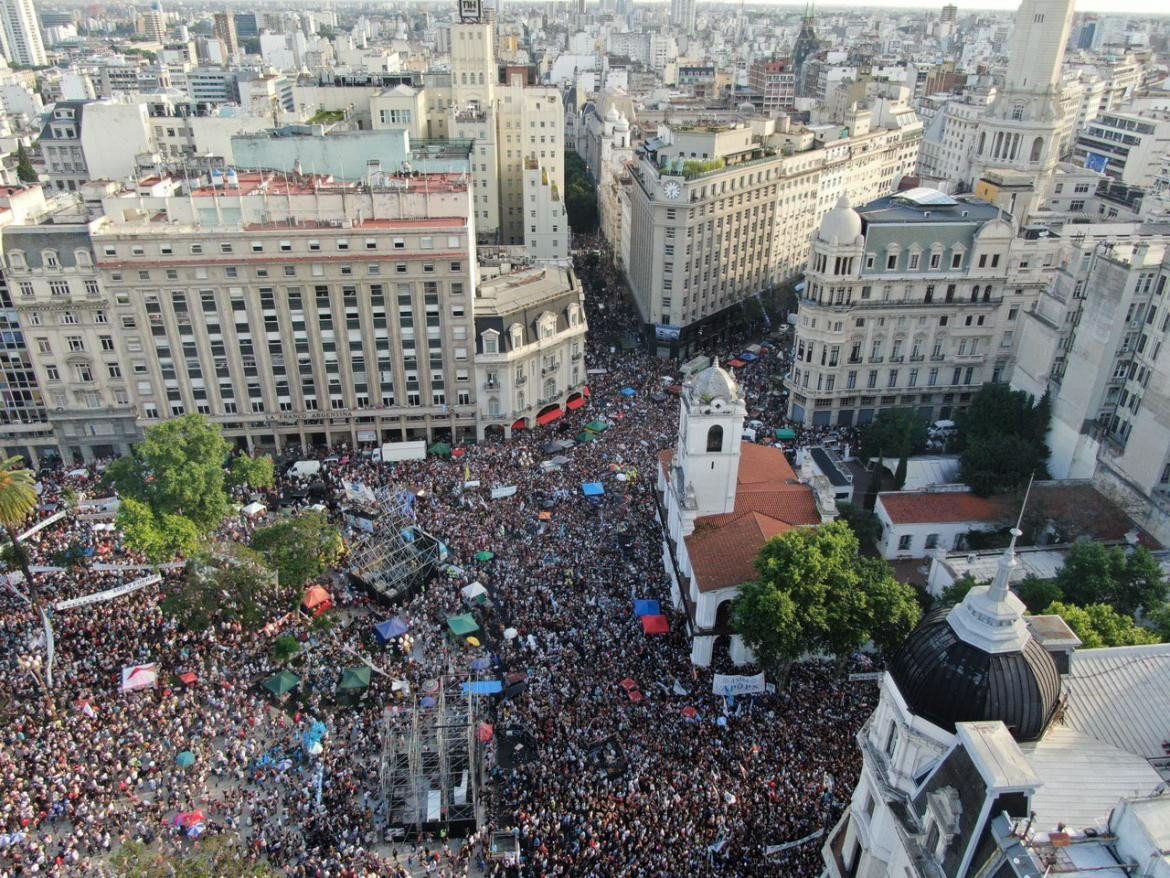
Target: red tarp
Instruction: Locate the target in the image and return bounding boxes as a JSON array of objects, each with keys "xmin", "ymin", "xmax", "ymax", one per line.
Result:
[
  {"xmin": 619, "ymin": 678, "xmax": 638, "ymax": 691},
  {"xmin": 627, "ymin": 689, "xmax": 645, "ymax": 703},
  {"xmin": 641, "ymin": 614, "xmax": 669, "ymax": 635},
  {"xmin": 727, "ymin": 358, "xmax": 748, "ymax": 368},
  {"xmin": 178, "ymin": 672, "xmax": 197, "ymax": 685},
  {"xmin": 566, "ymin": 395, "xmax": 586, "ymax": 411},
  {"xmin": 536, "ymin": 408, "xmax": 564, "ymax": 426}
]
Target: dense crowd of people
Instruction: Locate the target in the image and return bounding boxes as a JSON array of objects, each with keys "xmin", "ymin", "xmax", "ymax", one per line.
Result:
[{"xmin": 0, "ymin": 246, "xmax": 874, "ymax": 877}]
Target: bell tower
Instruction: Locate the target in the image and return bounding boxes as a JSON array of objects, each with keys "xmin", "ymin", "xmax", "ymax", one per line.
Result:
[{"xmin": 673, "ymin": 362, "xmax": 746, "ymax": 519}]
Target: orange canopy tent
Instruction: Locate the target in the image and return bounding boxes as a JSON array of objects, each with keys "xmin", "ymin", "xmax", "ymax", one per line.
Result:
[{"xmin": 301, "ymin": 585, "xmax": 334, "ymax": 617}]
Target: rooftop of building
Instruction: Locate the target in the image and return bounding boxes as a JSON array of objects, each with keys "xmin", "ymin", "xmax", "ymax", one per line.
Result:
[
  {"xmin": 858, "ymin": 188, "xmax": 1003, "ymax": 225},
  {"xmin": 878, "ymin": 481, "xmax": 1159, "ymax": 547},
  {"xmin": 660, "ymin": 443, "xmax": 822, "ymax": 593},
  {"xmin": 186, "ymin": 169, "xmax": 469, "ymax": 198},
  {"xmin": 474, "ymin": 265, "xmax": 580, "ymax": 315}
]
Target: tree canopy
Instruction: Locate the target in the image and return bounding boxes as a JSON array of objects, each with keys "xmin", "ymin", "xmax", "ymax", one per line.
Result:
[
  {"xmin": 958, "ymin": 385, "xmax": 1050, "ymax": 495},
  {"xmin": 117, "ymin": 497, "xmax": 201, "ymax": 564},
  {"xmin": 104, "ymin": 415, "xmax": 274, "ymax": 560},
  {"xmin": 109, "ymin": 836, "xmax": 278, "ymax": 878},
  {"xmin": 15, "ymin": 144, "xmax": 36, "ymax": 183},
  {"xmin": 860, "ymin": 409, "xmax": 928, "ymax": 461},
  {"xmin": 734, "ymin": 521, "xmax": 922, "ymax": 677},
  {"xmin": 835, "ymin": 501, "xmax": 882, "ymax": 546},
  {"xmin": 250, "ymin": 510, "xmax": 345, "ymax": 590},
  {"xmin": 1043, "ymin": 601, "xmax": 1160, "ymax": 649},
  {"xmin": 565, "ymin": 151, "xmax": 599, "ymax": 234},
  {"xmin": 1054, "ymin": 541, "xmax": 1166, "ymax": 617},
  {"xmin": 163, "ymin": 545, "xmax": 284, "ymax": 633}
]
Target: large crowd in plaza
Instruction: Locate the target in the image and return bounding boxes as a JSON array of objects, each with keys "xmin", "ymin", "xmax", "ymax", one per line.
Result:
[{"xmin": 0, "ymin": 245, "xmax": 871, "ymax": 877}]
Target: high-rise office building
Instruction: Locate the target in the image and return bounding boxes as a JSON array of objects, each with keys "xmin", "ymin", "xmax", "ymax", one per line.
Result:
[
  {"xmin": 669, "ymin": 0, "xmax": 695, "ymax": 35},
  {"xmin": 940, "ymin": 3, "xmax": 957, "ymax": 22},
  {"xmin": 213, "ymin": 12, "xmax": 238, "ymax": 56},
  {"xmin": 0, "ymin": 0, "xmax": 47, "ymax": 67},
  {"xmin": 141, "ymin": 0, "xmax": 166, "ymax": 43}
]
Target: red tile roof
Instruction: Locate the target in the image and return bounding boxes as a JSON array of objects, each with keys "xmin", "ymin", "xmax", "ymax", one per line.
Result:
[
  {"xmin": 686, "ymin": 512, "xmax": 796, "ymax": 593},
  {"xmin": 878, "ymin": 490, "xmax": 1008, "ymax": 525},
  {"xmin": 661, "ymin": 441, "xmax": 822, "ymax": 593}
]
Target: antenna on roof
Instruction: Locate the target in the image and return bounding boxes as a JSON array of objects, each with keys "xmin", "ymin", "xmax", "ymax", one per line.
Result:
[{"xmin": 1013, "ymin": 471, "xmax": 1035, "ymax": 536}]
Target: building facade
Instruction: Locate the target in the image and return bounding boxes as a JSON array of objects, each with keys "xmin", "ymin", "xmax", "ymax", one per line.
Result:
[
  {"xmin": 472, "ymin": 264, "xmax": 587, "ymax": 440},
  {"xmin": 0, "ymin": 0, "xmax": 47, "ymax": 67},
  {"xmin": 786, "ymin": 188, "xmax": 1059, "ymax": 428},
  {"xmin": 625, "ymin": 112, "xmax": 921, "ymax": 356},
  {"xmin": 89, "ymin": 171, "xmax": 480, "ymax": 453}
]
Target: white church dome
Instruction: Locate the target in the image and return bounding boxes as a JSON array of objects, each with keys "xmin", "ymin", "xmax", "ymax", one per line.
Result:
[
  {"xmin": 614, "ymin": 112, "xmax": 629, "ymax": 131},
  {"xmin": 605, "ymin": 105, "xmax": 621, "ymax": 123},
  {"xmin": 818, "ymin": 194, "xmax": 862, "ymax": 245},
  {"xmin": 687, "ymin": 362, "xmax": 740, "ymax": 406}
]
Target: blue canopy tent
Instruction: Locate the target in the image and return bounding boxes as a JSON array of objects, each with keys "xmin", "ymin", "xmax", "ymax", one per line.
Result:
[
  {"xmin": 633, "ymin": 599, "xmax": 661, "ymax": 618},
  {"xmin": 739, "ymin": 352, "xmax": 758, "ymax": 362},
  {"xmin": 620, "ymin": 387, "xmax": 636, "ymax": 397},
  {"xmin": 461, "ymin": 680, "xmax": 504, "ymax": 696},
  {"xmin": 581, "ymin": 482, "xmax": 605, "ymax": 497},
  {"xmin": 374, "ymin": 618, "xmax": 410, "ymax": 645}
]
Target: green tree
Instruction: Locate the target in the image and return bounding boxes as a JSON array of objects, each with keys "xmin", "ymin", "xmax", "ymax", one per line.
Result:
[
  {"xmin": 117, "ymin": 497, "xmax": 202, "ymax": 563},
  {"xmin": 250, "ymin": 510, "xmax": 344, "ymax": 590},
  {"xmin": 0, "ymin": 455, "xmax": 38, "ymax": 596},
  {"xmin": 14, "ymin": 143, "xmax": 36, "ymax": 183},
  {"xmin": 960, "ymin": 434, "xmax": 1045, "ymax": 496},
  {"xmin": 272, "ymin": 634, "xmax": 302, "ymax": 664},
  {"xmin": 1055, "ymin": 542, "xmax": 1167, "ymax": 617},
  {"xmin": 731, "ymin": 579, "xmax": 803, "ymax": 683},
  {"xmin": 958, "ymin": 383, "xmax": 1050, "ymax": 449},
  {"xmin": 1043, "ymin": 601, "xmax": 1160, "ymax": 649},
  {"xmin": 164, "ymin": 545, "xmax": 283, "ymax": 632},
  {"xmin": 836, "ymin": 501, "xmax": 881, "ymax": 546},
  {"xmin": 565, "ymin": 152, "xmax": 599, "ymax": 234},
  {"xmin": 741, "ymin": 522, "xmax": 921, "ymax": 674},
  {"xmin": 226, "ymin": 453, "xmax": 275, "ymax": 491},
  {"xmin": 861, "ymin": 409, "xmax": 928, "ymax": 460},
  {"xmin": 1016, "ymin": 574, "xmax": 1063, "ymax": 613},
  {"xmin": 938, "ymin": 573, "xmax": 977, "ymax": 607},
  {"xmin": 104, "ymin": 414, "xmax": 235, "ymax": 532},
  {"xmin": 110, "ymin": 835, "xmax": 278, "ymax": 877},
  {"xmin": 893, "ymin": 454, "xmax": 908, "ymax": 490}
]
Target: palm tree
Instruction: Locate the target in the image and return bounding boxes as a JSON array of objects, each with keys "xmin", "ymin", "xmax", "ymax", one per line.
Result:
[
  {"xmin": 0, "ymin": 455, "xmax": 55, "ymax": 704},
  {"xmin": 0, "ymin": 455, "xmax": 38, "ymax": 592}
]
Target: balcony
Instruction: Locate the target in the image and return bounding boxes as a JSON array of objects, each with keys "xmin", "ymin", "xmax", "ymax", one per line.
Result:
[
  {"xmin": 571, "ymin": 351, "xmax": 582, "ymax": 361},
  {"xmin": 483, "ymin": 380, "xmax": 500, "ymax": 390},
  {"xmin": 889, "ymin": 355, "xmax": 904, "ymax": 364}
]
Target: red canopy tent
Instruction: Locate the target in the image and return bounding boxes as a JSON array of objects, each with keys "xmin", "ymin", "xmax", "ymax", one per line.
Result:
[
  {"xmin": 301, "ymin": 585, "xmax": 333, "ymax": 617},
  {"xmin": 727, "ymin": 358, "xmax": 748, "ymax": 368},
  {"xmin": 619, "ymin": 677, "xmax": 638, "ymax": 691},
  {"xmin": 641, "ymin": 614, "xmax": 669, "ymax": 635},
  {"xmin": 627, "ymin": 689, "xmax": 645, "ymax": 703}
]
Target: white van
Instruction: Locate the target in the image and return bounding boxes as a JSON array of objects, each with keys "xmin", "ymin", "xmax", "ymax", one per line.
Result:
[{"xmin": 928, "ymin": 419, "xmax": 957, "ymax": 439}]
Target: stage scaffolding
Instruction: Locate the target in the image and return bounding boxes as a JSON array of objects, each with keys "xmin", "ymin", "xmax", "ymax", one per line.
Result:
[
  {"xmin": 346, "ymin": 485, "xmax": 444, "ymax": 604},
  {"xmin": 379, "ymin": 670, "xmax": 484, "ymax": 838}
]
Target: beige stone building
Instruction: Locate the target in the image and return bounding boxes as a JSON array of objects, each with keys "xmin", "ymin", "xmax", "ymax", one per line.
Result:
[
  {"xmin": 89, "ymin": 170, "xmax": 480, "ymax": 453},
  {"xmin": 472, "ymin": 263, "xmax": 587, "ymax": 440},
  {"xmin": 624, "ymin": 109, "xmax": 921, "ymax": 356}
]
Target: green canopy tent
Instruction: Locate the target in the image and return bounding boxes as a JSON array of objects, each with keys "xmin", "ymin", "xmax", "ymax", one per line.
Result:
[
  {"xmin": 775, "ymin": 428, "xmax": 797, "ymax": 440},
  {"xmin": 576, "ymin": 432, "xmax": 597, "ymax": 444},
  {"xmin": 339, "ymin": 666, "xmax": 372, "ymax": 690},
  {"xmin": 263, "ymin": 670, "xmax": 301, "ymax": 697},
  {"xmin": 474, "ymin": 550, "xmax": 494, "ymax": 562},
  {"xmin": 428, "ymin": 442, "xmax": 453, "ymax": 458},
  {"xmin": 585, "ymin": 420, "xmax": 609, "ymax": 433},
  {"xmin": 175, "ymin": 750, "xmax": 196, "ymax": 768},
  {"xmin": 447, "ymin": 614, "xmax": 481, "ymax": 637}
]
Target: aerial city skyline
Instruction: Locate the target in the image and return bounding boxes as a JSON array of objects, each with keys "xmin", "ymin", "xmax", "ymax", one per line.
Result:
[{"xmin": 0, "ymin": 0, "xmax": 1167, "ymax": 876}]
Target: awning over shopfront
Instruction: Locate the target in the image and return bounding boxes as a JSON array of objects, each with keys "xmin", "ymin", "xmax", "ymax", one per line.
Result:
[{"xmin": 536, "ymin": 408, "xmax": 564, "ymax": 426}]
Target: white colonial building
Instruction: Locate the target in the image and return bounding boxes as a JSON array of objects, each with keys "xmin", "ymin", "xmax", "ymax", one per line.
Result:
[{"xmin": 656, "ymin": 362, "xmax": 826, "ymax": 666}]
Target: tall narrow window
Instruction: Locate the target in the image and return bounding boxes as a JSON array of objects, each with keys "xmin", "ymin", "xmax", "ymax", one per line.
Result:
[{"xmin": 706, "ymin": 425, "xmax": 723, "ymax": 452}]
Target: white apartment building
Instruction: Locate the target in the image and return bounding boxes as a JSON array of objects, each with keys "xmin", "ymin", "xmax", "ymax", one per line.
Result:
[
  {"xmin": 1045, "ymin": 240, "xmax": 1170, "ymax": 545},
  {"xmin": 88, "ymin": 170, "xmax": 481, "ymax": 453},
  {"xmin": 578, "ymin": 96, "xmax": 634, "ymax": 269},
  {"xmin": 786, "ymin": 188, "xmax": 1060, "ymax": 428},
  {"xmin": 1073, "ymin": 107, "xmax": 1170, "ymax": 190},
  {"xmin": 624, "ymin": 109, "xmax": 921, "ymax": 356},
  {"xmin": 472, "ymin": 264, "xmax": 587, "ymax": 440},
  {"xmin": 0, "ymin": 0, "xmax": 47, "ymax": 67}
]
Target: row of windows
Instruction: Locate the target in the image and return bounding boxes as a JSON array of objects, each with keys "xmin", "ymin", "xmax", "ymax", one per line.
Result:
[{"xmin": 103, "ymin": 234, "xmax": 465, "ymax": 259}]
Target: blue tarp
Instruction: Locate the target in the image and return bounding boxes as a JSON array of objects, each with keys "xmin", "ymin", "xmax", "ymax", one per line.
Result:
[
  {"xmin": 461, "ymin": 680, "xmax": 504, "ymax": 695},
  {"xmin": 582, "ymin": 482, "xmax": 605, "ymax": 497},
  {"xmin": 739, "ymin": 352, "xmax": 758, "ymax": 362},
  {"xmin": 620, "ymin": 387, "xmax": 636, "ymax": 396},
  {"xmin": 375, "ymin": 618, "xmax": 410, "ymax": 644},
  {"xmin": 633, "ymin": 599, "xmax": 661, "ymax": 618}
]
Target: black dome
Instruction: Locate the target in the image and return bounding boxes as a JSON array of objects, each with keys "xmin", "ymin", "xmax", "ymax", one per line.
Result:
[{"xmin": 888, "ymin": 608, "xmax": 1062, "ymax": 742}]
